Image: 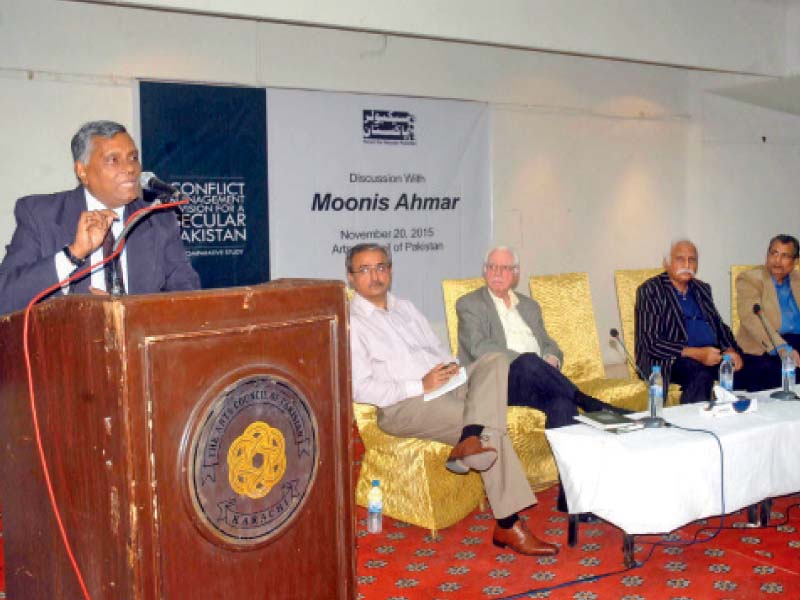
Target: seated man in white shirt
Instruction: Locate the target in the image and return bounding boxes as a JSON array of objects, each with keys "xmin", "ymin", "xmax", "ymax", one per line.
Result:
[
  {"xmin": 348, "ymin": 242, "xmax": 558, "ymax": 556},
  {"xmin": 456, "ymin": 245, "xmax": 626, "ymax": 512}
]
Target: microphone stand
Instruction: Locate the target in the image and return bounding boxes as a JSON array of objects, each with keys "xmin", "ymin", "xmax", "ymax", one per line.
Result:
[
  {"xmin": 754, "ymin": 305, "xmax": 799, "ymax": 400},
  {"xmin": 610, "ymin": 329, "xmax": 666, "ymax": 428},
  {"xmin": 109, "ymin": 197, "xmax": 164, "ymax": 297}
]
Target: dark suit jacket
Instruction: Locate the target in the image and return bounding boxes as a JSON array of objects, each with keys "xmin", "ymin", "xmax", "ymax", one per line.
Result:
[
  {"xmin": 0, "ymin": 185, "xmax": 200, "ymax": 315},
  {"xmin": 634, "ymin": 272, "xmax": 739, "ymax": 386},
  {"xmin": 456, "ymin": 285, "xmax": 563, "ymax": 367}
]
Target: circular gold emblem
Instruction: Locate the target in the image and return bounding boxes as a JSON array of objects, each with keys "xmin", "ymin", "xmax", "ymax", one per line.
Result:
[
  {"xmin": 227, "ymin": 421, "xmax": 287, "ymax": 499},
  {"xmin": 188, "ymin": 375, "xmax": 318, "ymax": 547}
]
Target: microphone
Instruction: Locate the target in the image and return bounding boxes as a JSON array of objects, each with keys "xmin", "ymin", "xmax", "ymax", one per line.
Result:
[
  {"xmin": 753, "ymin": 304, "xmax": 799, "ymax": 400},
  {"xmin": 107, "ymin": 174, "xmax": 182, "ymax": 295},
  {"xmin": 139, "ymin": 171, "xmax": 179, "ymax": 198},
  {"xmin": 752, "ymin": 304, "xmax": 780, "ymax": 352},
  {"xmin": 610, "ymin": 328, "xmax": 647, "ymax": 381},
  {"xmin": 610, "ymin": 328, "xmax": 667, "ymax": 427}
]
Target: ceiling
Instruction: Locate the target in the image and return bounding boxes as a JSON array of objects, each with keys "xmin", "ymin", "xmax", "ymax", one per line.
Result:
[{"xmin": 712, "ymin": 76, "xmax": 800, "ymax": 117}]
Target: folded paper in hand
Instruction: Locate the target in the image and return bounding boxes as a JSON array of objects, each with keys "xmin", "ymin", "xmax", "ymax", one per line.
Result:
[{"xmin": 424, "ymin": 367, "xmax": 467, "ymax": 401}]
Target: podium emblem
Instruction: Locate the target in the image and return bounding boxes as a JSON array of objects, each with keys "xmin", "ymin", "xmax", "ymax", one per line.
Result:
[
  {"xmin": 227, "ymin": 421, "xmax": 288, "ymax": 499},
  {"xmin": 188, "ymin": 375, "xmax": 318, "ymax": 547}
]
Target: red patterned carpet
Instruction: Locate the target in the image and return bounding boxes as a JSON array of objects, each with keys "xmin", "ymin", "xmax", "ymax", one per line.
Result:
[
  {"xmin": 0, "ymin": 453, "xmax": 797, "ymax": 599},
  {"xmin": 356, "ymin": 486, "xmax": 800, "ymax": 600}
]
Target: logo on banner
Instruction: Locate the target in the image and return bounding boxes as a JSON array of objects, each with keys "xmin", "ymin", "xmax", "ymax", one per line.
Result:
[
  {"xmin": 188, "ymin": 375, "xmax": 318, "ymax": 546},
  {"xmin": 173, "ymin": 178, "xmax": 248, "ymax": 258},
  {"xmin": 363, "ymin": 110, "xmax": 416, "ymax": 144}
]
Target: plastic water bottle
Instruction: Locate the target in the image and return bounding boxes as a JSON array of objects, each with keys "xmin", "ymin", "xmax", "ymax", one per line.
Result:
[
  {"xmin": 719, "ymin": 355, "xmax": 734, "ymax": 392},
  {"xmin": 648, "ymin": 366, "xmax": 664, "ymax": 419},
  {"xmin": 782, "ymin": 352, "xmax": 796, "ymax": 392},
  {"xmin": 367, "ymin": 479, "xmax": 383, "ymax": 534}
]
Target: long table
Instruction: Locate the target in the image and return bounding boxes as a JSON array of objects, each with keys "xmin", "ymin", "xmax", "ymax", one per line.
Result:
[{"xmin": 545, "ymin": 393, "xmax": 800, "ymax": 564}]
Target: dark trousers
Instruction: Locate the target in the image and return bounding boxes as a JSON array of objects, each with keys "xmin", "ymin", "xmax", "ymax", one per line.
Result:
[
  {"xmin": 507, "ymin": 352, "xmax": 580, "ymax": 429},
  {"xmin": 507, "ymin": 352, "xmax": 585, "ymax": 513},
  {"xmin": 743, "ymin": 332, "xmax": 800, "ymax": 391},
  {"xmin": 671, "ymin": 353, "xmax": 779, "ymax": 404}
]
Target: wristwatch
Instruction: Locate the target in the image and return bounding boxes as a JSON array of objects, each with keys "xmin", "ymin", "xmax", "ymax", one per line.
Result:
[{"xmin": 62, "ymin": 245, "xmax": 86, "ymax": 267}]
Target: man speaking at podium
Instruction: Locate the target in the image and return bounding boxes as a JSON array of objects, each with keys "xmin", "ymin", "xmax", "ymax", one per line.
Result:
[{"xmin": 0, "ymin": 120, "xmax": 200, "ymax": 315}]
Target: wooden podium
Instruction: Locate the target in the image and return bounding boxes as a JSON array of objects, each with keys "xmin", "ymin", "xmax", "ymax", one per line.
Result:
[{"xmin": 0, "ymin": 280, "xmax": 355, "ymax": 599}]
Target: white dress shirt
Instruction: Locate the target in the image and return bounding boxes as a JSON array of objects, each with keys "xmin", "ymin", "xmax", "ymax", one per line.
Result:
[
  {"xmin": 349, "ymin": 291, "xmax": 456, "ymax": 408},
  {"xmin": 489, "ymin": 289, "xmax": 541, "ymax": 356},
  {"xmin": 55, "ymin": 189, "xmax": 129, "ymax": 292}
]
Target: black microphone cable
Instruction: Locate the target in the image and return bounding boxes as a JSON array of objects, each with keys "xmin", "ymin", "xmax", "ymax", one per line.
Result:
[
  {"xmin": 20, "ymin": 194, "xmax": 191, "ymax": 600},
  {"xmin": 497, "ymin": 424, "xmax": 726, "ymax": 600},
  {"xmin": 627, "ymin": 425, "xmax": 726, "ymax": 565}
]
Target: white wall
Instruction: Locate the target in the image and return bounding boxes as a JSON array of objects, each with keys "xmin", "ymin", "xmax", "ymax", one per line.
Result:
[
  {"xmin": 3, "ymin": 0, "xmax": 800, "ymax": 364},
  {"xmin": 87, "ymin": 0, "xmax": 790, "ymax": 76},
  {"xmin": 686, "ymin": 72, "xmax": 800, "ymax": 326},
  {"xmin": 492, "ymin": 105, "xmax": 688, "ymax": 362},
  {"xmin": 786, "ymin": 2, "xmax": 800, "ymax": 75}
]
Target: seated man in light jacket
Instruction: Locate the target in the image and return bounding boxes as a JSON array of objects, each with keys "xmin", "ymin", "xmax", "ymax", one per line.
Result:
[
  {"xmin": 456, "ymin": 245, "xmax": 624, "ymax": 513},
  {"xmin": 735, "ymin": 234, "xmax": 800, "ymax": 389}
]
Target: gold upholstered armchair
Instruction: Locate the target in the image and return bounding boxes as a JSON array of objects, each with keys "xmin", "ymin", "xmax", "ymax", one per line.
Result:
[
  {"xmin": 441, "ymin": 278, "xmax": 558, "ymax": 492},
  {"xmin": 613, "ymin": 268, "xmax": 681, "ymax": 405},
  {"xmin": 349, "ymin": 285, "xmax": 485, "ymax": 535},
  {"xmin": 528, "ymin": 272, "xmax": 649, "ymax": 411},
  {"xmin": 730, "ymin": 264, "xmax": 758, "ymax": 334},
  {"xmin": 353, "ymin": 403, "xmax": 485, "ymax": 535}
]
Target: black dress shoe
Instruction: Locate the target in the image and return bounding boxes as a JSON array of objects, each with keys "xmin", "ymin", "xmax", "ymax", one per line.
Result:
[
  {"xmin": 574, "ymin": 391, "xmax": 634, "ymax": 416},
  {"xmin": 574, "ymin": 391, "xmax": 614, "ymax": 413}
]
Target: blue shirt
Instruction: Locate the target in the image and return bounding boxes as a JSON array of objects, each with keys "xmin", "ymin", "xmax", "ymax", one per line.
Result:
[
  {"xmin": 674, "ymin": 286, "xmax": 718, "ymax": 347},
  {"xmin": 773, "ymin": 276, "xmax": 800, "ymax": 336}
]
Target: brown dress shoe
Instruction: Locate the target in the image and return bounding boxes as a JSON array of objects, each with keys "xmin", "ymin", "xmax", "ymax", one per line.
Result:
[
  {"xmin": 492, "ymin": 521, "xmax": 559, "ymax": 556},
  {"xmin": 445, "ymin": 435, "xmax": 497, "ymax": 474}
]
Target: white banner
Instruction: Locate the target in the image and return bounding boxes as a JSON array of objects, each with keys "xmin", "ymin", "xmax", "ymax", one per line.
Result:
[{"xmin": 267, "ymin": 89, "xmax": 491, "ymax": 324}]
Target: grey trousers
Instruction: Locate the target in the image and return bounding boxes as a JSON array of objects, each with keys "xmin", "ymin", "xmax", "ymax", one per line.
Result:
[{"xmin": 377, "ymin": 352, "xmax": 536, "ymax": 519}]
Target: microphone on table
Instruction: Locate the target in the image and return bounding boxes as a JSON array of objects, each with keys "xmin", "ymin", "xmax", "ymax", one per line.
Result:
[
  {"xmin": 610, "ymin": 328, "xmax": 667, "ymax": 428},
  {"xmin": 610, "ymin": 328, "xmax": 647, "ymax": 381},
  {"xmin": 753, "ymin": 304, "xmax": 799, "ymax": 400}
]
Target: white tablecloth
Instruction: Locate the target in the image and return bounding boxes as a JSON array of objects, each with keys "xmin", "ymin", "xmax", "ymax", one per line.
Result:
[{"xmin": 545, "ymin": 393, "xmax": 800, "ymax": 535}]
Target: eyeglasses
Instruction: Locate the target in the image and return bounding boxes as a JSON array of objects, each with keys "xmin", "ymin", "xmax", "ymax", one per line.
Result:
[
  {"xmin": 485, "ymin": 263, "xmax": 517, "ymax": 274},
  {"xmin": 350, "ymin": 263, "xmax": 391, "ymax": 276}
]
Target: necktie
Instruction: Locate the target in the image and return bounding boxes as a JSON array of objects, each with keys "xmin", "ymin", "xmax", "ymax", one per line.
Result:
[{"xmin": 102, "ymin": 230, "xmax": 125, "ymax": 293}]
